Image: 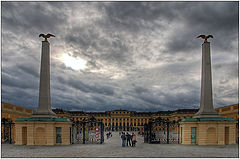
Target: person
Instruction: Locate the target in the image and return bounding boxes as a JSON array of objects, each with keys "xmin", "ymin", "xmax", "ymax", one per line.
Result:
[
  {"xmin": 121, "ymin": 132, "xmax": 126, "ymax": 147},
  {"xmin": 132, "ymin": 133, "xmax": 137, "ymax": 147},
  {"xmin": 126, "ymin": 132, "xmax": 132, "ymax": 147},
  {"xmin": 106, "ymin": 132, "xmax": 109, "ymax": 139},
  {"xmin": 130, "ymin": 133, "xmax": 133, "ymax": 146}
]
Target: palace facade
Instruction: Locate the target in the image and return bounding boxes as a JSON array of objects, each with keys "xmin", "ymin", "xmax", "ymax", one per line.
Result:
[{"xmin": 1, "ymin": 102, "xmax": 239, "ymax": 143}]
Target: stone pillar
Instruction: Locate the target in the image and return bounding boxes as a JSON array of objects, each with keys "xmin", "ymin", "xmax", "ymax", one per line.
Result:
[
  {"xmin": 32, "ymin": 41, "xmax": 56, "ymax": 118},
  {"xmin": 27, "ymin": 124, "xmax": 34, "ymax": 146},
  {"xmin": 194, "ymin": 42, "xmax": 219, "ymax": 118},
  {"xmin": 14, "ymin": 124, "xmax": 22, "ymax": 145}
]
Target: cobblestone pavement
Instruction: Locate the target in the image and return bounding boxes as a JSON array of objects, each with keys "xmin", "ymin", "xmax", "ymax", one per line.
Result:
[{"xmin": 1, "ymin": 132, "xmax": 239, "ymax": 158}]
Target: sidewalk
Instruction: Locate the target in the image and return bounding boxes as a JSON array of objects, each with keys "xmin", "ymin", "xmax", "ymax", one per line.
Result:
[{"xmin": 1, "ymin": 132, "xmax": 239, "ymax": 158}]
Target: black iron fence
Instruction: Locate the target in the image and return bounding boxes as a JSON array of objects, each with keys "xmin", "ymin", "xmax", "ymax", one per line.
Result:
[
  {"xmin": 71, "ymin": 116, "xmax": 104, "ymax": 144},
  {"xmin": 1, "ymin": 118, "xmax": 14, "ymax": 144},
  {"xmin": 144, "ymin": 117, "xmax": 180, "ymax": 144}
]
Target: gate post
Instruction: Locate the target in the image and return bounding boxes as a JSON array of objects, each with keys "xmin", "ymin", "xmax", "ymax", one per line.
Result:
[
  {"xmin": 167, "ymin": 122, "xmax": 169, "ymax": 144},
  {"xmin": 149, "ymin": 121, "xmax": 152, "ymax": 143},
  {"xmin": 83, "ymin": 122, "xmax": 86, "ymax": 144},
  {"xmin": 100, "ymin": 122, "xmax": 104, "ymax": 144},
  {"xmin": 9, "ymin": 121, "xmax": 12, "ymax": 144},
  {"xmin": 2, "ymin": 118, "xmax": 6, "ymax": 143}
]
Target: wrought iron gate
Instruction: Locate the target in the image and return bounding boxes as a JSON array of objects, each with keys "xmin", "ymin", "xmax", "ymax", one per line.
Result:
[
  {"xmin": 1, "ymin": 118, "xmax": 14, "ymax": 144},
  {"xmin": 72, "ymin": 116, "xmax": 104, "ymax": 144},
  {"xmin": 144, "ymin": 117, "xmax": 180, "ymax": 144}
]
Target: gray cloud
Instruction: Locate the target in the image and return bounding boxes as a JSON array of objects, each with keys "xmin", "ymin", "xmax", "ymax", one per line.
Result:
[{"xmin": 1, "ymin": 2, "xmax": 238, "ymax": 112}]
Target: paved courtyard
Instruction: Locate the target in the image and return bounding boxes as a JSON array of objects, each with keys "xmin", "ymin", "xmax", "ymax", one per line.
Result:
[{"xmin": 1, "ymin": 132, "xmax": 239, "ymax": 158}]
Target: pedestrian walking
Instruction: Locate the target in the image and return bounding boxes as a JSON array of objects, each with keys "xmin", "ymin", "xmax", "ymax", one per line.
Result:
[
  {"xmin": 121, "ymin": 132, "xmax": 126, "ymax": 147},
  {"xmin": 132, "ymin": 133, "xmax": 137, "ymax": 147}
]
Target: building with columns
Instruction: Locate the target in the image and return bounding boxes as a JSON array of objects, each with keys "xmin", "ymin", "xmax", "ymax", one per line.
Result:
[{"xmin": 2, "ymin": 102, "xmax": 238, "ymax": 144}]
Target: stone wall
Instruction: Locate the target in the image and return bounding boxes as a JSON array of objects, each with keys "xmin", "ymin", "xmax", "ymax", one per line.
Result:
[
  {"xmin": 15, "ymin": 121, "xmax": 71, "ymax": 146},
  {"xmin": 180, "ymin": 121, "xmax": 236, "ymax": 145}
]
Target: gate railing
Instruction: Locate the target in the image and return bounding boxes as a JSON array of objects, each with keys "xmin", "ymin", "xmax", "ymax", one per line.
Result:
[
  {"xmin": 144, "ymin": 117, "xmax": 180, "ymax": 144},
  {"xmin": 71, "ymin": 116, "xmax": 104, "ymax": 144},
  {"xmin": 1, "ymin": 118, "xmax": 14, "ymax": 144}
]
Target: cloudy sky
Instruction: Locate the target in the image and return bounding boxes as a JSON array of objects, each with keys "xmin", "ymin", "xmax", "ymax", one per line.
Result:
[{"xmin": 1, "ymin": 2, "xmax": 238, "ymax": 112}]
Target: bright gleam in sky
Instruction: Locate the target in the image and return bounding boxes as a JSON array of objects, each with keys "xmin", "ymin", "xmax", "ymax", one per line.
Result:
[{"xmin": 1, "ymin": 2, "xmax": 238, "ymax": 112}]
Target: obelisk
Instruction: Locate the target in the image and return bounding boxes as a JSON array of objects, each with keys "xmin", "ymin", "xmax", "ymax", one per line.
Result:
[
  {"xmin": 194, "ymin": 35, "xmax": 219, "ymax": 118},
  {"xmin": 32, "ymin": 34, "xmax": 57, "ymax": 118}
]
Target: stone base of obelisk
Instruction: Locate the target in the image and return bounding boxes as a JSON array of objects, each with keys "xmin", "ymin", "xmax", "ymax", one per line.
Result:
[
  {"xmin": 32, "ymin": 111, "xmax": 57, "ymax": 118},
  {"xmin": 194, "ymin": 111, "xmax": 219, "ymax": 118},
  {"xmin": 179, "ymin": 118, "xmax": 237, "ymax": 145},
  {"xmin": 14, "ymin": 118, "xmax": 72, "ymax": 146}
]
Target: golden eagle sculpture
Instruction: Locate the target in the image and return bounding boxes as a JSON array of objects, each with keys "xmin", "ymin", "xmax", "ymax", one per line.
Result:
[
  {"xmin": 197, "ymin": 34, "xmax": 213, "ymax": 43},
  {"xmin": 39, "ymin": 33, "xmax": 55, "ymax": 42}
]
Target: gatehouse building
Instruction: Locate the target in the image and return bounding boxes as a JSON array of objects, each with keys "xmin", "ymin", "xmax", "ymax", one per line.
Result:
[{"xmin": 1, "ymin": 102, "xmax": 238, "ymax": 144}]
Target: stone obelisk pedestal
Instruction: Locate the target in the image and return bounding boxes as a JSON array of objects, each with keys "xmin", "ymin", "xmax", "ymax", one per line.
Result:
[
  {"xmin": 179, "ymin": 40, "xmax": 236, "ymax": 145},
  {"xmin": 15, "ymin": 37, "xmax": 71, "ymax": 146},
  {"xmin": 32, "ymin": 41, "xmax": 57, "ymax": 118},
  {"xmin": 194, "ymin": 42, "xmax": 219, "ymax": 118}
]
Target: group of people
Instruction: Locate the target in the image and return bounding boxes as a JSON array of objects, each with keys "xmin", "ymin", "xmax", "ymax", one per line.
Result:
[
  {"xmin": 138, "ymin": 131, "xmax": 144, "ymax": 136},
  {"xmin": 120, "ymin": 132, "xmax": 137, "ymax": 147},
  {"xmin": 106, "ymin": 132, "xmax": 112, "ymax": 139}
]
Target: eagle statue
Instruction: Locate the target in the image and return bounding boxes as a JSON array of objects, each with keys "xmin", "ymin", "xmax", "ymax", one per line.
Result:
[
  {"xmin": 197, "ymin": 34, "xmax": 213, "ymax": 43},
  {"xmin": 39, "ymin": 33, "xmax": 55, "ymax": 42}
]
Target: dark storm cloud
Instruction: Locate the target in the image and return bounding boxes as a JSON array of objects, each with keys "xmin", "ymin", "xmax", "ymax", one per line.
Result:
[
  {"xmin": 166, "ymin": 2, "xmax": 238, "ymax": 53},
  {"xmin": 2, "ymin": 2, "xmax": 67, "ymax": 35},
  {"xmin": 102, "ymin": 2, "xmax": 183, "ymax": 32},
  {"xmin": 1, "ymin": 2, "xmax": 238, "ymax": 112},
  {"xmin": 56, "ymin": 76, "xmax": 115, "ymax": 96}
]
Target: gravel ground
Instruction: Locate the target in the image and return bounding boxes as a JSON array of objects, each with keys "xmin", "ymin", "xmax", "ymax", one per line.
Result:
[{"xmin": 1, "ymin": 132, "xmax": 239, "ymax": 158}]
